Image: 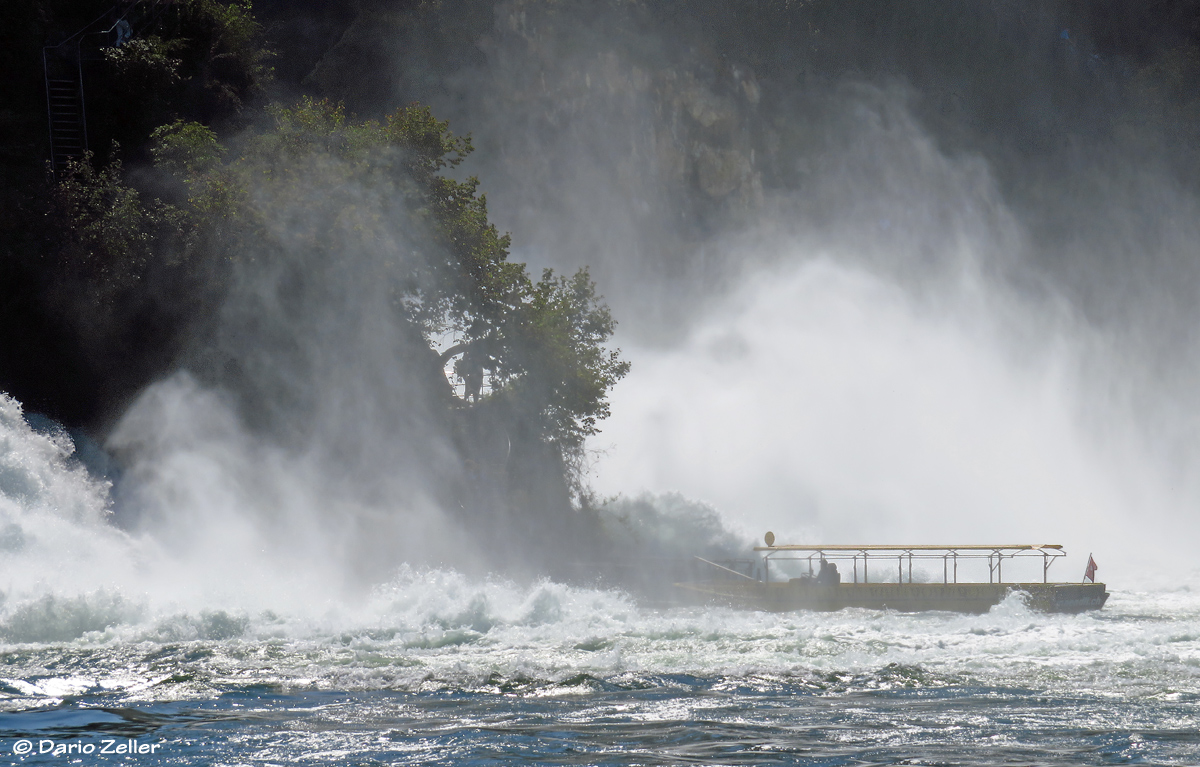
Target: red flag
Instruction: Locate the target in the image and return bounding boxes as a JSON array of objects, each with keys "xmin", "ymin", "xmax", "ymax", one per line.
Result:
[{"xmin": 1083, "ymin": 554, "xmax": 1098, "ymax": 583}]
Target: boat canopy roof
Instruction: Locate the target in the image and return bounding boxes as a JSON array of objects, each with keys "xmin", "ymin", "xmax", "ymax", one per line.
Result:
[
  {"xmin": 753, "ymin": 544, "xmax": 1064, "ymax": 552},
  {"xmin": 749, "ymin": 542, "xmax": 1072, "ymax": 585}
]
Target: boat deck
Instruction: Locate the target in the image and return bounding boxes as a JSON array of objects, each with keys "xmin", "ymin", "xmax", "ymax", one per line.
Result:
[
  {"xmin": 677, "ymin": 579, "xmax": 1109, "ymax": 613},
  {"xmin": 677, "ymin": 542, "xmax": 1109, "ymax": 614}
]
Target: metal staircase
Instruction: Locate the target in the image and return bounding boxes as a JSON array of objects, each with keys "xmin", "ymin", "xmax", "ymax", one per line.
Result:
[
  {"xmin": 42, "ymin": 0, "xmax": 176, "ymax": 173},
  {"xmin": 43, "ymin": 50, "xmax": 88, "ymax": 172}
]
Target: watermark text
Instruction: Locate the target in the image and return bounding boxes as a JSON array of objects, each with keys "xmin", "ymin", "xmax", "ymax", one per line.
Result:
[{"xmin": 12, "ymin": 738, "xmax": 161, "ymax": 758}]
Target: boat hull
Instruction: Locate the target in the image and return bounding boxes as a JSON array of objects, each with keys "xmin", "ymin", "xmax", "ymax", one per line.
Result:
[{"xmin": 676, "ymin": 580, "xmax": 1109, "ymax": 614}]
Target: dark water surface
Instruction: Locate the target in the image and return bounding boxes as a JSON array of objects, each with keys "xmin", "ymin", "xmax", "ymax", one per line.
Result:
[
  {"xmin": 3, "ymin": 682, "xmax": 1197, "ymax": 765},
  {"xmin": 4, "ymin": 596, "xmax": 1200, "ymax": 767}
]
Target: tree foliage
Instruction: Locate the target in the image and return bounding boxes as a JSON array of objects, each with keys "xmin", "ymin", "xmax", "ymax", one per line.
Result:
[
  {"xmin": 8, "ymin": 1, "xmax": 626, "ymax": 506},
  {"xmin": 153, "ymin": 96, "xmax": 627, "ymax": 467},
  {"xmin": 82, "ymin": 0, "xmax": 273, "ymax": 166},
  {"xmin": 46, "ymin": 152, "xmax": 177, "ymax": 312}
]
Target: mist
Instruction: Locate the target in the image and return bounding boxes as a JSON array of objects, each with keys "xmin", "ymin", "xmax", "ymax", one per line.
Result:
[
  {"xmin": 329, "ymin": 0, "xmax": 1200, "ymax": 588},
  {"xmin": 7, "ymin": 0, "xmax": 1200, "ymax": 609},
  {"xmin": 7, "ymin": 6, "xmax": 1200, "ymax": 762}
]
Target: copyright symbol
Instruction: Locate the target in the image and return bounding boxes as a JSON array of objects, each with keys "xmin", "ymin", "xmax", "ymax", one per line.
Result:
[{"xmin": 13, "ymin": 739, "xmax": 33, "ymax": 754}]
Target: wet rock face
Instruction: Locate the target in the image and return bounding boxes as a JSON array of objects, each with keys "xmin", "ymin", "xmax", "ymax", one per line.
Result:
[
  {"xmin": 293, "ymin": 0, "xmax": 798, "ymax": 326},
  {"xmin": 452, "ymin": 0, "xmax": 776, "ymax": 289},
  {"xmin": 656, "ymin": 66, "xmax": 764, "ymax": 211},
  {"xmin": 678, "ymin": 74, "xmax": 738, "ymax": 131},
  {"xmin": 308, "ymin": 0, "xmax": 770, "ymax": 224},
  {"xmin": 304, "ymin": 6, "xmax": 416, "ymax": 110},
  {"xmin": 696, "ymin": 144, "xmax": 759, "ymax": 201}
]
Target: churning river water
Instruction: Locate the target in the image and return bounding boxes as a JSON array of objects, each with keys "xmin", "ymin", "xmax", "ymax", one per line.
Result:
[
  {"xmin": 1, "ymin": 579, "xmax": 1199, "ymax": 766},
  {"xmin": 2, "ymin": 393, "xmax": 1199, "ymax": 765}
]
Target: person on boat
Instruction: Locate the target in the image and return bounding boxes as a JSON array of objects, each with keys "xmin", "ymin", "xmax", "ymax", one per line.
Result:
[{"xmin": 816, "ymin": 558, "xmax": 840, "ymax": 586}]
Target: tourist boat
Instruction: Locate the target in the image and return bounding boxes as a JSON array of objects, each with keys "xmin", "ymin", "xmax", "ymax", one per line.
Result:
[{"xmin": 676, "ymin": 539, "xmax": 1109, "ymax": 613}]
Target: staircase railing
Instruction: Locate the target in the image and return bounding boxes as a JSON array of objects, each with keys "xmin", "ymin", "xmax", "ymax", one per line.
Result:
[
  {"xmin": 43, "ymin": 46, "xmax": 88, "ymax": 172},
  {"xmin": 42, "ymin": 0, "xmax": 178, "ymax": 172}
]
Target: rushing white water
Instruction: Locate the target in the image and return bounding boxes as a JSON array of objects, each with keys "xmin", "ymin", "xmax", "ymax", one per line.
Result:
[
  {"xmin": 3, "ymin": 383, "xmax": 1185, "ymax": 700},
  {"xmin": 0, "ymin": 389, "xmax": 1191, "ymax": 705},
  {"xmin": 2, "ymin": 387, "xmax": 1198, "ymax": 765},
  {"xmin": 1, "ymin": 563, "xmax": 1197, "ymax": 709},
  {"xmin": 0, "ymin": 388, "xmax": 364, "ymax": 624},
  {"xmin": 0, "ymin": 394, "xmax": 143, "ymax": 603}
]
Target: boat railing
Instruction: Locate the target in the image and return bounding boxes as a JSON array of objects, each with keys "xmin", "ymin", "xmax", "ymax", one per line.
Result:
[{"xmin": 751, "ymin": 544, "xmax": 1067, "ymax": 585}]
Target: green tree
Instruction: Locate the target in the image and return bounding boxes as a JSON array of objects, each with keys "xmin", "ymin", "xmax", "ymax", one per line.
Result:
[
  {"xmin": 155, "ymin": 97, "xmax": 627, "ymax": 487},
  {"xmin": 83, "ymin": 0, "xmax": 273, "ymax": 167},
  {"xmin": 47, "ymin": 151, "xmax": 178, "ymax": 315}
]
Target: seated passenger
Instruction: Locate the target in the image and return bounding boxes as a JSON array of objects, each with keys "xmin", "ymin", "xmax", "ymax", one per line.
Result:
[{"xmin": 816, "ymin": 559, "xmax": 841, "ymax": 585}]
